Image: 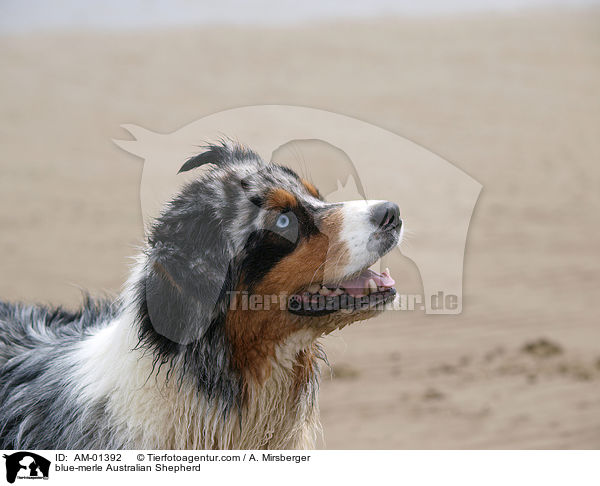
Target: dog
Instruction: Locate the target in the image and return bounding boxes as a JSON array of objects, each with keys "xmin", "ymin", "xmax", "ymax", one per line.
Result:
[{"xmin": 0, "ymin": 141, "xmax": 402, "ymax": 449}]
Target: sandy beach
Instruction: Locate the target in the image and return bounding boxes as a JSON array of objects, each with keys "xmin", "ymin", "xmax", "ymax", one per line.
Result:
[{"xmin": 1, "ymin": 7, "xmax": 599, "ymax": 448}]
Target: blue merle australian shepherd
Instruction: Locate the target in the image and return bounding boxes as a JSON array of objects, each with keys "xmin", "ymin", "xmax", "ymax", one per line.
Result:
[{"xmin": 0, "ymin": 141, "xmax": 401, "ymax": 449}]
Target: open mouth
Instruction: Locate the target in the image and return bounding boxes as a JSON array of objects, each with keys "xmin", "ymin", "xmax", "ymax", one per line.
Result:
[{"xmin": 288, "ymin": 266, "xmax": 396, "ymax": 316}]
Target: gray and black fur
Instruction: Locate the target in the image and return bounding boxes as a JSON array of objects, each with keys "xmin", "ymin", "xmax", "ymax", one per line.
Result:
[{"xmin": 0, "ymin": 299, "xmax": 119, "ymax": 448}]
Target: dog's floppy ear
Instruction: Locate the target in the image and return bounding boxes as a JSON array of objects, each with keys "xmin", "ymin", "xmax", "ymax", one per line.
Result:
[{"xmin": 141, "ymin": 212, "xmax": 236, "ymax": 345}]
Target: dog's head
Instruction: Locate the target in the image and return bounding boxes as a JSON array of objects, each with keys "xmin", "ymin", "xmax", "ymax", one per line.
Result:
[{"xmin": 137, "ymin": 141, "xmax": 401, "ymax": 388}]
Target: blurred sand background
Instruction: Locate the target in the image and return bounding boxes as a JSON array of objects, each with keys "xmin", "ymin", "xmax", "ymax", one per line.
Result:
[{"xmin": 1, "ymin": 6, "xmax": 599, "ymax": 448}]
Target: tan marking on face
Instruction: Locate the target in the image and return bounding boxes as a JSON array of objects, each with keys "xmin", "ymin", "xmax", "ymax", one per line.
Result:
[
  {"xmin": 257, "ymin": 206, "xmax": 348, "ymax": 293},
  {"xmin": 225, "ymin": 236, "xmax": 329, "ymax": 387},
  {"xmin": 225, "ymin": 207, "xmax": 349, "ymax": 387},
  {"xmin": 301, "ymin": 179, "xmax": 320, "ymax": 199},
  {"xmin": 251, "ymin": 208, "xmax": 345, "ymax": 292},
  {"xmin": 266, "ymin": 188, "xmax": 298, "ymax": 210}
]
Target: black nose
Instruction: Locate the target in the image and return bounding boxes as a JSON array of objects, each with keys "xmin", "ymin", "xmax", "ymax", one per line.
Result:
[{"xmin": 370, "ymin": 201, "xmax": 401, "ymax": 232}]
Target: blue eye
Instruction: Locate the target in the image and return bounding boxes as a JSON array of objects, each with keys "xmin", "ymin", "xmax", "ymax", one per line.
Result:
[{"xmin": 276, "ymin": 214, "xmax": 290, "ymax": 229}]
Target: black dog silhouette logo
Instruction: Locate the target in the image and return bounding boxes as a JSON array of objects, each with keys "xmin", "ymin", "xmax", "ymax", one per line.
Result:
[{"xmin": 3, "ymin": 452, "xmax": 50, "ymax": 483}]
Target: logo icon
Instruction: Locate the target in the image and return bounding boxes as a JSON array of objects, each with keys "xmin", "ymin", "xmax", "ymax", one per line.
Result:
[{"xmin": 3, "ymin": 452, "xmax": 50, "ymax": 483}]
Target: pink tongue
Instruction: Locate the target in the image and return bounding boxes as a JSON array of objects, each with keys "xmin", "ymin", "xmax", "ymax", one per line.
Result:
[{"xmin": 341, "ymin": 269, "xmax": 395, "ymax": 297}]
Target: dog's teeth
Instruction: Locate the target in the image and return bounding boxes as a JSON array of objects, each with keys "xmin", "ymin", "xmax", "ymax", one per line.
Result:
[
  {"xmin": 385, "ymin": 267, "xmax": 391, "ymax": 277},
  {"xmin": 331, "ymin": 288, "xmax": 344, "ymax": 296},
  {"xmin": 307, "ymin": 284, "xmax": 320, "ymax": 294},
  {"xmin": 319, "ymin": 286, "xmax": 331, "ymax": 296},
  {"xmin": 367, "ymin": 279, "xmax": 378, "ymax": 294}
]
